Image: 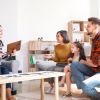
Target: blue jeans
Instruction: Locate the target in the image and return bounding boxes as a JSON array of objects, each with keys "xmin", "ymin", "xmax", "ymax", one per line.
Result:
[
  {"xmin": 83, "ymin": 73, "xmax": 100, "ymax": 99},
  {"xmin": 70, "ymin": 62, "xmax": 100, "ymax": 99},
  {"xmin": 83, "ymin": 73, "xmax": 100, "ymax": 87},
  {"xmin": 0, "ymin": 63, "xmax": 11, "ymax": 88}
]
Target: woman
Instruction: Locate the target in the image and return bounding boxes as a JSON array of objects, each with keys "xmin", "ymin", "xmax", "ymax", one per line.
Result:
[
  {"xmin": 45, "ymin": 30, "xmax": 71, "ymax": 94},
  {"xmin": 0, "ymin": 25, "xmax": 15, "ymax": 100}
]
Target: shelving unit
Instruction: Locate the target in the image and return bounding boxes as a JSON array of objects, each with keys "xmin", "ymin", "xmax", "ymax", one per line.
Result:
[
  {"xmin": 68, "ymin": 20, "xmax": 90, "ymax": 42},
  {"xmin": 28, "ymin": 40, "xmax": 56, "ymax": 71}
]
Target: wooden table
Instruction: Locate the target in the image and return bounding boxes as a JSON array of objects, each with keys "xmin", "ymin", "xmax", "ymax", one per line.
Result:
[{"xmin": 0, "ymin": 71, "xmax": 65, "ymax": 100}]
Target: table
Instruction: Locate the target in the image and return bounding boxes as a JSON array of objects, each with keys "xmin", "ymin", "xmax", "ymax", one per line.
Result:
[{"xmin": 0, "ymin": 71, "xmax": 65, "ymax": 100}]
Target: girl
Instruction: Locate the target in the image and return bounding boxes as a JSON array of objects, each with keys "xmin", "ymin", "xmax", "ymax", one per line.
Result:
[{"xmin": 60, "ymin": 42, "xmax": 86, "ymax": 97}]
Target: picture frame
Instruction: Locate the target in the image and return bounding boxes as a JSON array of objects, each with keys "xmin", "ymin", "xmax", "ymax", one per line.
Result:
[{"xmin": 72, "ymin": 23, "xmax": 80, "ymax": 32}]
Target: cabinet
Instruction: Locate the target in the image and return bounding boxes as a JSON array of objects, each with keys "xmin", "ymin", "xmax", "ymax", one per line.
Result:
[
  {"xmin": 68, "ymin": 20, "xmax": 90, "ymax": 42},
  {"xmin": 28, "ymin": 41, "xmax": 56, "ymax": 70}
]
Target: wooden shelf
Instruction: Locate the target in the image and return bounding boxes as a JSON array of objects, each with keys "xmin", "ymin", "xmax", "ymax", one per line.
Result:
[
  {"xmin": 29, "ymin": 50, "xmax": 50, "ymax": 54},
  {"xmin": 28, "ymin": 41, "xmax": 56, "ymax": 71},
  {"xmin": 68, "ymin": 20, "xmax": 90, "ymax": 42}
]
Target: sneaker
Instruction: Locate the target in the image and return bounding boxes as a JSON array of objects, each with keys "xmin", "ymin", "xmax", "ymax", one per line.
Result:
[
  {"xmin": 45, "ymin": 87, "xmax": 54, "ymax": 94},
  {"xmin": 62, "ymin": 92, "xmax": 72, "ymax": 98}
]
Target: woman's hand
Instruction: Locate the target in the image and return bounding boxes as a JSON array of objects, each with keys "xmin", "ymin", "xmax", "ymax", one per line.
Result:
[{"xmin": 44, "ymin": 54, "xmax": 54, "ymax": 59}]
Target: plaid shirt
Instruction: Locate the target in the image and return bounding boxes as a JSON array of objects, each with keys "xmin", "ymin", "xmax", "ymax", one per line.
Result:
[{"xmin": 91, "ymin": 31, "xmax": 100, "ymax": 73}]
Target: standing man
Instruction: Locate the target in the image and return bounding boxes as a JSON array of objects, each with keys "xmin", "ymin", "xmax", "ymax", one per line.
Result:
[{"xmin": 70, "ymin": 17, "xmax": 100, "ymax": 100}]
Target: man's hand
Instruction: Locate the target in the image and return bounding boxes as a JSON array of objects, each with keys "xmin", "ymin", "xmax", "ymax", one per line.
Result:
[{"xmin": 80, "ymin": 59, "xmax": 97, "ymax": 67}]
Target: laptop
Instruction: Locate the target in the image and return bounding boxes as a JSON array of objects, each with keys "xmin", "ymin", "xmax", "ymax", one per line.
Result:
[{"xmin": 7, "ymin": 40, "xmax": 21, "ymax": 54}]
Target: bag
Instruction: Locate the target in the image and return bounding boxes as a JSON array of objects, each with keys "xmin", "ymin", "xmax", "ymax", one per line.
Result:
[{"xmin": 29, "ymin": 54, "xmax": 36, "ymax": 64}]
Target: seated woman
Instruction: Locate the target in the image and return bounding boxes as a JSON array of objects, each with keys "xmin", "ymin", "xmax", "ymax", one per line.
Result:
[
  {"xmin": 36, "ymin": 30, "xmax": 71, "ymax": 71},
  {"xmin": 60, "ymin": 42, "xmax": 86, "ymax": 97},
  {"xmin": 44, "ymin": 30, "xmax": 71, "ymax": 94},
  {"xmin": 0, "ymin": 25, "xmax": 15, "ymax": 100}
]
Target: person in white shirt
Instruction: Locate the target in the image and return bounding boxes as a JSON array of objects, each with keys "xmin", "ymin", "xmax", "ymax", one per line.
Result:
[{"xmin": 0, "ymin": 25, "xmax": 15, "ymax": 100}]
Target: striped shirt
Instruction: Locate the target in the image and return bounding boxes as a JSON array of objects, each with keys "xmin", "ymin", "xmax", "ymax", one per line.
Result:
[{"xmin": 0, "ymin": 40, "xmax": 4, "ymax": 65}]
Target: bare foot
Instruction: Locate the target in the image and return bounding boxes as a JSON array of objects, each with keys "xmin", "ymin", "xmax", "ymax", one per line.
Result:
[
  {"xmin": 62, "ymin": 92, "xmax": 72, "ymax": 97},
  {"xmin": 7, "ymin": 96, "xmax": 15, "ymax": 100}
]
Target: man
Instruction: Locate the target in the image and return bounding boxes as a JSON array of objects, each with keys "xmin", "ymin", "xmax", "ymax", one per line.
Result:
[
  {"xmin": 70, "ymin": 17, "xmax": 100, "ymax": 100},
  {"xmin": 0, "ymin": 25, "xmax": 15, "ymax": 100}
]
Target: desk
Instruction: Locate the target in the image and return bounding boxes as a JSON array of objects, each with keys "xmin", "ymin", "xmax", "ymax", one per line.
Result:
[{"xmin": 0, "ymin": 71, "xmax": 65, "ymax": 100}]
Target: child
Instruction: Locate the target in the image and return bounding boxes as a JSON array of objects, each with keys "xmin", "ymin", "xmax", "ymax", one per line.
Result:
[{"xmin": 60, "ymin": 42, "xmax": 86, "ymax": 97}]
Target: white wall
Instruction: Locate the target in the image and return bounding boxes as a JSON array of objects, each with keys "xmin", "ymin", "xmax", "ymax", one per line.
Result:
[
  {"xmin": 90, "ymin": 0, "xmax": 99, "ymax": 17},
  {"xmin": 99, "ymin": 0, "xmax": 100, "ymax": 18},
  {"xmin": 0, "ymin": 0, "xmax": 23, "ymax": 71},
  {"xmin": 17, "ymin": 0, "xmax": 90, "ymax": 72},
  {"xmin": 18, "ymin": 0, "xmax": 90, "ymax": 41},
  {"xmin": 0, "ymin": 0, "xmax": 18, "ymax": 45},
  {"xmin": 1, "ymin": 0, "xmax": 99, "ymax": 72}
]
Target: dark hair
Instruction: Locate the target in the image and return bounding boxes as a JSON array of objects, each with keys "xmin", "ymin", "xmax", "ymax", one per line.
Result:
[
  {"xmin": 73, "ymin": 42, "xmax": 86, "ymax": 61},
  {"xmin": 57, "ymin": 30, "xmax": 70, "ymax": 43},
  {"xmin": 0, "ymin": 40, "xmax": 4, "ymax": 46},
  {"xmin": 88, "ymin": 17, "xmax": 100, "ymax": 25}
]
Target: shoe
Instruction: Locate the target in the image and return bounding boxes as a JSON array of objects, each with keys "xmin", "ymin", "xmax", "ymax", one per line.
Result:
[
  {"xmin": 45, "ymin": 87, "xmax": 54, "ymax": 94},
  {"xmin": 62, "ymin": 92, "xmax": 72, "ymax": 97},
  {"xmin": 59, "ymin": 83, "xmax": 64, "ymax": 87}
]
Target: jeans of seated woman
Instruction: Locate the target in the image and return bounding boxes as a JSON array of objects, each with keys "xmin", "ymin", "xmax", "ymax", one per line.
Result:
[
  {"xmin": 0, "ymin": 64, "xmax": 11, "ymax": 88},
  {"xmin": 36, "ymin": 60, "xmax": 56, "ymax": 71},
  {"xmin": 47, "ymin": 63, "xmax": 67, "ymax": 85},
  {"xmin": 70, "ymin": 62, "xmax": 100, "ymax": 100}
]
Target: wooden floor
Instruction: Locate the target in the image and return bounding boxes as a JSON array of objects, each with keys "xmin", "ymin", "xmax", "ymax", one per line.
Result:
[{"xmin": 15, "ymin": 80, "xmax": 91, "ymax": 100}]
